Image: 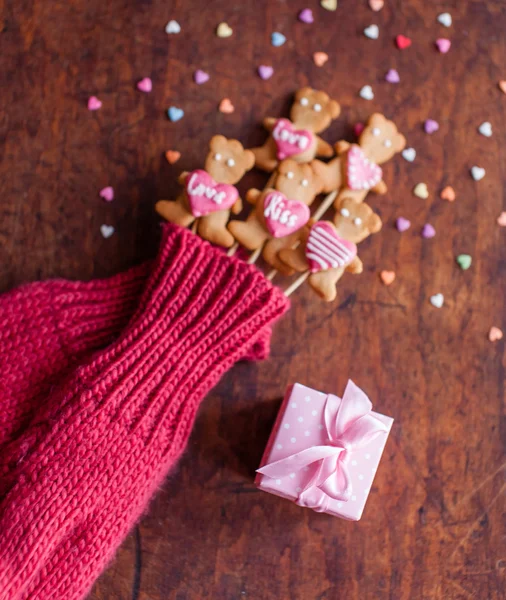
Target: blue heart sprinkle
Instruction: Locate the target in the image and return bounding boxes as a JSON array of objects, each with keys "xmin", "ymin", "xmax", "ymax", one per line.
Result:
[
  {"xmin": 168, "ymin": 106, "xmax": 184, "ymax": 122},
  {"xmin": 271, "ymin": 32, "xmax": 286, "ymax": 47}
]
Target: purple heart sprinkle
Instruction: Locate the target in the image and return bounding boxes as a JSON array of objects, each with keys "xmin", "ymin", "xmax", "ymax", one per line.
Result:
[
  {"xmin": 298, "ymin": 8, "xmax": 314, "ymax": 24},
  {"xmin": 258, "ymin": 65, "xmax": 274, "ymax": 80},
  {"xmin": 396, "ymin": 217, "xmax": 411, "ymax": 232},
  {"xmin": 385, "ymin": 69, "xmax": 400, "ymax": 84},
  {"xmin": 194, "ymin": 70, "xmax": 210, "ymax": 85},
  {"xmin": 424, "ymin": 119, "xmax": 439, "ymax": 134},
  {"xmin": 422, "ymin": 223, "xmax": 436, "ymax": 238}
]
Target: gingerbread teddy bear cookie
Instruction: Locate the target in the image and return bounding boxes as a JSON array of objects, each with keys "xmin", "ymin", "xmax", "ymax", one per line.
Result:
[
  {"xmin": 250, "ymin": 88, "xmax": 341, "ymax": 173},
  {"xmin": 279, "ymin": 198, "xmax": 382, "ymax": 302},
  {"xmin": 155, "ymin": 135, "xmax": 255, "ymax": 248}
]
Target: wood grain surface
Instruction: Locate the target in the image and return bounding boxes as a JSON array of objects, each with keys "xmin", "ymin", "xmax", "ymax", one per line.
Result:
[{"xmin": 1, "ymin": 0, "xmax": 505, "ymax": 599}]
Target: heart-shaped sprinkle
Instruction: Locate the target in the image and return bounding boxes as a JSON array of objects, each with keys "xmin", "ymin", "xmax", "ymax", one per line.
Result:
[
  {"xmin": 216, "ymin": 22, "xmax": 233, "ymax": 38},
  {"xmin": 396, "ymin": 35, "xmax": 412, "ymax": 50},
  {"xmin": 497, "ymin": 211, "xmax": 506, "ymax": 226},
  {"xmin": 380, "ymin": 270, "xmax": 396, "ymax": 285},
  {"xmin": 402, "ymin": 147, "xmax": 416, "ymax": 162},
  {"xmin": 369, "ymin": 0, "xmax": 384, "ymax": 10},
  {"xmin": 478, "ymin": 121, "xmax": 492, "ymax": 137},
  {"xmin": 385, "ymin": 69, "xmax": 400, "ymax": 83},
  {"xmin": 168, "ymin": 106, "xmax": 184, "ymax": 122},
  {"xmin": 437, "ymin": 13, "xmax": 452, "ymax": 27},
  {"xmin": 194, "ymin": 69, "xmax": 210, "ymax": 85},
  {"xmin": 99, "ymin": 186, "xmax": 114, "ymax": 202},
  {"xmin": 219, "ymin": 98, "xmax": 235, "ymax": 114},
  {"xmin": 499, "ymin": 81, "xmax": 506, "ymax": 95},
  {"xmin": 456, "ymin": 254, "xmax": 472, "ymax": 270},
  {"xmin": 165, "ymin": 20, "xmax": 181, "ymax": 34},
  {"xmin": 413, "ymin": 183, "xmax": 429, "ymax": 199},
  {"xmin": 165, "ymin": 150, "xmax": 181, "ymax": 164},
  {"xmin": 100, "ymin": 225, "xmax": 115, "ymax": 239},
  {"xmin": 471, "ymin": 166, "xmax": 485, "ymax": 181},
  {"xmin": 258, "ymin": 65, "xmax": 274, "ymax": 80},
  {"xmin": 436, "ymin": 38, "xmax": 451, "ymax": 53},
  {"xmin": 424, "ymin": 119, "xmax": 439, "ymax": 134},
  {"xmin": 440, "ymin": 186, "xmax": 456, "ymax": 201},
  {"xmin": 396, "ymin": 217, "xmax": 411, "ymax": 232},
  {"xmin": 364, "ymin": 25, "xmax": 379, "ymax": 40},
  {"xmin": 306, "ymin": 222, "xmax": 357, "ymax": 272},
  {"xmin": 430, "ymin": 293, "xmax": 444, "ymax": 308},
  {"xmin": 354, "ymin": 122, "xmax": 365, "ymax": 137},
  {"xmin": 488, "ymin": 326, "xmax": 503, "ymax": 342},
  {"xmin": 271, "ymin": 32, "xmax": 286, "ymax": 47},
  {"xmin": 313, "ymin": 52, "xmax": 329, "ymax": 67},
  {"xmin": 137, "ymin": 78, "xmax": 152, "ymax": 93},
  {"xmin": 321, "ymin": 0, "xmax": 337, "ymax": 10},
  {"xmin": 263, "ymin": 191, "xmax": 311, "ymax": 238},
  {"xmin": 422, "ymin": 224, "xmax": 436, "ymax": 238},
  {"xmin": 298, "ymin": 9, "xmax": 314, "ymax": 24},
  {"xmin": 88, "ymin": 96, "xmax": 102, "ymax": 111},
  {"xmin": 186, "ymin": 170, "xmax": 239, "ymax": 217},
  {"xmin": 359, "ymin": 85, "xmax": 374, "ymax": 100}
]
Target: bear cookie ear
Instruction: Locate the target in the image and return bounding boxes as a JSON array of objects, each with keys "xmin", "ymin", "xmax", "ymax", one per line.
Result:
[
  {"xmin": 243, "ymin": 149, "xmax": 255, "ymax": 171},
  {"xmin": 328, "ymin": 99, "xmax": 341, "ymax": 119},
  {"xmin": 368, "ymin": 212, "xmax": 383, "ymax": 233},
  {"xmin": 393, "ymin": 133, "xmax": 407, "ymax": 152},
  {"xmin": 210, "ymin": 134, "xmax": 227, "ymax": 151}
]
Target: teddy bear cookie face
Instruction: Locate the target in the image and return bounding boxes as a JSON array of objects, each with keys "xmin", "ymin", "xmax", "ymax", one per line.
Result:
[
  {"xmin": 289, "ymin": 88, "xmax": 341, "ymax": 133},
  {"xmin": 204, "ymin": 135, "xmax": 255, "ymax": 185},
  {"xmin": 333, "ymin": 198, "xmax": 382, "ymax": 244},
  {"xmin": 274, "ymin": 159, "xmax": 324, "ymax": 204},
  {"xmin": 359, "ymin": 113, "xmax": 406, "ymax": 165}
]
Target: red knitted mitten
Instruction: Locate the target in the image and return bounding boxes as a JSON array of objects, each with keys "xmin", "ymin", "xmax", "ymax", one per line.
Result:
[{"xmin": 0, "ymin": 224, "xmax": 289, "ymax": 600}]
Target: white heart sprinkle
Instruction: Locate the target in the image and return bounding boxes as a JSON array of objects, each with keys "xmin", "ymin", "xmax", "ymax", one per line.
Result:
[
  {"xmin": 100, "ymin": 225, "xmax": 115, "ymax": 239},
  {"xmin": 478, "ymin": 122, "xmax": 492, "ymax": 137},
  {"xmin": 364, "ymin": 24, "xmax": 379, "ymax": 40},
  {"xmin": 471, "ymin": 166, "xmax": 485, "ymax": 181},
  {"xmin": 359, "ymin": 85, "xmax": 374, "ymax": 100},
  {"xmin": 402, "ymin": 147, "xmax": 416, "ymax": 162},
  {"xmin": 430, "ymin": 293, "xmax": 444, "ymax": 308},
  {"xmin": 437, "ymin": 12, "xmax": 452, "ymax": 27},
  {"xmin": 165, "ymin": 20, "xmax": 181, "ymax": 34}
]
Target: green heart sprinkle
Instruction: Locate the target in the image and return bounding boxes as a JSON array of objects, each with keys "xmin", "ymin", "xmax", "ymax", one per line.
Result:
[{"xmin": 456, "ymin": 254, "xmax": 472, "ymax": 270}]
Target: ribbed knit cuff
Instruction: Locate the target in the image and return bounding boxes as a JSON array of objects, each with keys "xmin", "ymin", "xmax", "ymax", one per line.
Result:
[{"xmin": 0, "ymin": 224, "xmax": 289, "ymax": 600}]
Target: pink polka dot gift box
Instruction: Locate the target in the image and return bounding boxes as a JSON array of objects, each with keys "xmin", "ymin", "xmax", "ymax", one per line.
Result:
[{"xmin": 255, "ymin": 381, "xmax": 393, "ymax": 521}]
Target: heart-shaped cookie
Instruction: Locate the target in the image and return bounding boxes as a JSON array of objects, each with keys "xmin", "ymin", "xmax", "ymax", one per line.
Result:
[
  {"xmin": 263, "ymin": 191, "xmax": 310, "ymax": 238},
  {"xmin": 306, "ymin": 222, "xmax": 357, "ymax": 273},
  {"xmin": 186, "ymin": 170, "xmax": 238, "ymax": 217},
  {"xmin": 272, "ymin": 119, "xmax": 314, "ymax": 160},
  {"xmin": 347, "ymin": 145, "xmax": 382, "ymax": 191}
]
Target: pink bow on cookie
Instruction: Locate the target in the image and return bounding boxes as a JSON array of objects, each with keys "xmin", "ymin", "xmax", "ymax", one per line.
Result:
[
  {"xmin": 186, "ymin": 170, "xmax": 239, "ymax": 217},
  {"xmin": 347, "ymin": 145, "xmax": 383, "ymax": 191},
  {"xmin": 272, "ymin": 119, "xmax": 314, "ymax": 160}
]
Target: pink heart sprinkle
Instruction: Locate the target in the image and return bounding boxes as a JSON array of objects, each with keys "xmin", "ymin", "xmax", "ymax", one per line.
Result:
[
  {"xmin": 88, "ymin": 96, "xmax": 102, "ymax": 111},
  {"xmin": 385, "ymin": 69, "xmax": 400, "ymax": 83},
  {"xmin": 298, "ymin": 8, "xmax": 314, "ymax": 23},
  {"xmin": 258, "ymin": 65, "xmax": 274, "ymax": 80},
  {"xmin": 436, "ymin": 38, "xmax": 451, "ymax": 54},
  {"xmin": 422, "ymin": 223, "xmax": 436, "ymax": 238},
  {"xmin": 424, "ymin": 119, "xmax": 439, "ymax": 134},
  {"xmin": 354, "ymin": 122, "xmax": 365, "ymax": 137},
  {"xmin": 99, "ymin": 186, "xmax": 114, "ymax": 202},
  {"xmin": 396, "ymin": 217, "xmax": 411, "ymax": 232},
  {"xmin": 194, "ymin": 70, "xmax": 210, "ymax": 85},
  {"xmin": 137, "ymin": 78, "xmax": 152, "ymax": 93}
]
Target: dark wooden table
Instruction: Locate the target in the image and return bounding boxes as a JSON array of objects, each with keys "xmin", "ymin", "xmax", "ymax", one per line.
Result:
[{"xmin": 2, "ymin": 1, "xmax": 505, "ymax": 598}]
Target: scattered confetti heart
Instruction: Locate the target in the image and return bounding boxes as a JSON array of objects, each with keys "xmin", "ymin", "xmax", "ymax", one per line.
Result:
[
  {"xmin": 402, "ymin": 147, "xmax": 416, "ymax": 162},
  {"xmin": 440, "ymin": 186, "xmax": 456, "ymax": 201},
  {"xmin": 471, "ymin": 166, "xmax": 485, "ymax": 181},
  {"xmin": 488, "ymin": 326, "xmax": 503, "ymax": 342},
  {"xmin": 413, "ymin": 183, "xmax": 429, "ymax": 199},
  {"xmin": 354, "ymin": 122, "xmax": 365, "ymax": 137},
  {"xmin": 396, "ymin": 35, "xmax": 412, "ymax": 50},
  {"xmin": 137, "ymin": 78, "xmax": 152, "ymax": 93},
  {"xmin": 422, "ymin": 223, "xmax": 436, "ymax": 238},
  {"xmin": 456, "ymin": 254, "xmax": 472, "ymax": 270},
  {"xmin": 396, "ymin": 217, "xmax": 411, "ymax": 232},
  {"xmin": 369, "ymin": 0, "xmax": 384, "ymax": 10},
  {"xmin": 359, "ymin": 85, "xmax": 374, "ymax": 100},
  {"xmin": 385, "ymin": 69, "xmax": 400, "ymax": 83},
  {"xmin": 499, "ymin": 81, "xmax": 506, "ymax": 94},
  {"xmin": 258, "ymin": 65, "xmax": 274, "ymax": 80},
  {"xmin": 436, "ymin": 38, "xmax": 451, "ymax": 53},
  {"xmin": 478, "ymin": 122, "xmax": 492, "ymax": 137},
  {"xmin": 88, "ymin": 96, "xmax": 102, "ymax": 111},
  {"xmin": 380, "ymin": 270, "xmax": 396, "ymax": 286},
  {"xmin": 424, "ymin": 119, "xmax": 439, "ymax": 134},
  {"xmin": 100, "ymin": 225, "xmax": 115, "ymax": 239},
  {"xmin": 321, "ymin": 0, "xmax": 337, "ymax": 10},
  {"xmin": 364, "ymin": 25, "xmax": 379, "ymax": 40},
  {"xmin": 313, "ymin": 52, "xmax": 329, "ymax": 67},
  {"xmin": 168, "ymin": 106, "xmax": 184, "ymax": 122},
  {"xmin": 99, "ymin": 186, "xmax": 114, "ymax": 202},
  {"xmin": 216, "ymin": 22, "xmax": 233, "ymax": 38},
  {"xmin": 497, "ymin": 211, "xmax": 506, "ymax": 226},
  {"xmin": 165, "ymin": 150, "xmax": 181, "ymax": 164},
  {"xmin": 437, "ymin": 13, "xmax": 452, "ymax": 27},
  {"xmin": 298, "ymin": 8, "xmax": 314, "ymax": 23},
  {"xmin": 219, "ymin": 98, "xmax": 235, "ymax": 113},
  {"xmin": 194, "ymin": 70, "xmax": 210, "ymax": 85},
  {"xmin": 430, "ymin": 293, "xmax": 444, "ymax": 308},
  {"xmin": 165, "ymin": 20, "xmax": 181, "ymax": 34},
  {"xmin": 271, "ymin": 32, "xmax": 286, "ymax": 47}
]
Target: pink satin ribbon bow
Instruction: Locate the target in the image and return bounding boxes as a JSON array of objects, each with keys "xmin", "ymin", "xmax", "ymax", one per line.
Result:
[{"xmin": 257, "ymin": 381, "xmax": 388, "ymax": 512}]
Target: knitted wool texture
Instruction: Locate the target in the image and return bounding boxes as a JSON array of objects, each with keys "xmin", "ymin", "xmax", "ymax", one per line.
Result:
[{"xmin": 0, "ymin": 224, "xmax": 289, "ymax": 599}]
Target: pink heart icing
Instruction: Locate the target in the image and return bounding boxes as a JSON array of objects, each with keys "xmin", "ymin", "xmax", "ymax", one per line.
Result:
[
  {"xmin": 272, "ymin": 119, "xmax": 314, "ymax": 160},
  {"xmin": 347, "ymin": 145, "xmax": 383, "ymax": 191},
  {"xmin": 185, "ymin": 170, "xmax": 239, "ymax": 217},
  {"xmin": 306, "ymin": 222, "xmax": 357, "ymax": 273},
  {"xmin": 263, "ymin": 191, "xmax": 310, "ymax": 238}
]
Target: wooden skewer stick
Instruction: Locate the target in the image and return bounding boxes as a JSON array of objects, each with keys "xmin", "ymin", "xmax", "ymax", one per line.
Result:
[
  {"xmin": 247, "ymin": 247, "xmax": 263, "ymax": 264},
  {"xmin": 191, "ymin": 221, "xmax": 199, "ymax": 234},
  {"xmin": 284, "ymin": 271, "xmax": 310, "ymax": 297},
  {"xmin": 227, "ymin": 242, "xmax": 239, "ymax": 257}
]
